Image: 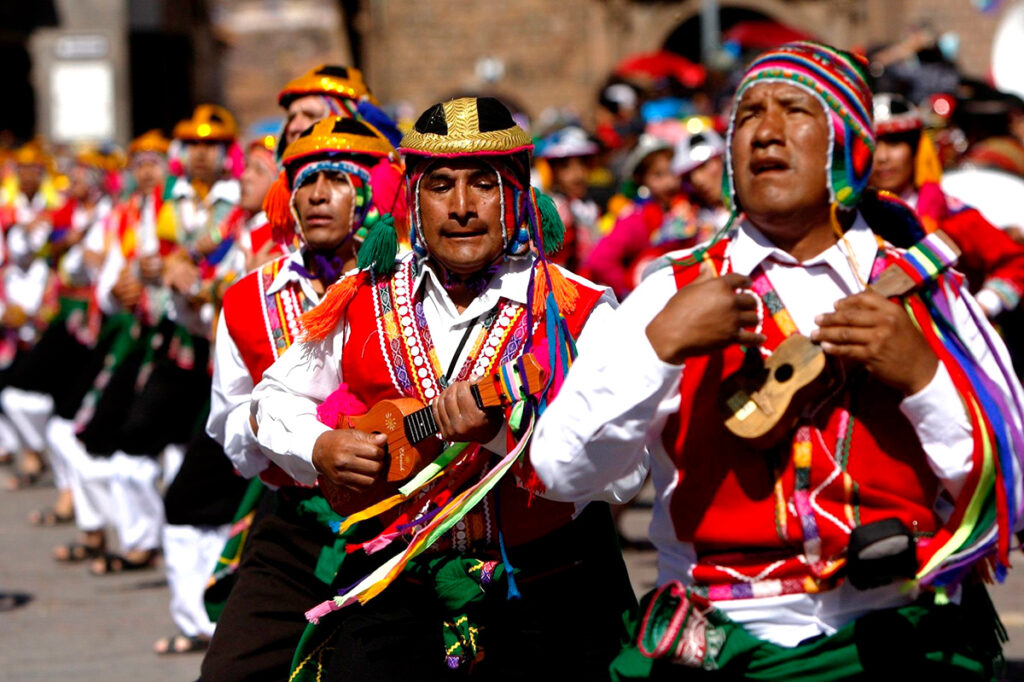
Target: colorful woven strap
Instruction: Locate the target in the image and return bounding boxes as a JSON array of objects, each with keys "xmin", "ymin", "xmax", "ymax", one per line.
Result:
[
  {"xmin": 305, "ymin": 406, "xmax": 537, "ymax": 624},
  {"xmin": 892, "ymin": 230, "xmax": 960, "ymax": 288}
]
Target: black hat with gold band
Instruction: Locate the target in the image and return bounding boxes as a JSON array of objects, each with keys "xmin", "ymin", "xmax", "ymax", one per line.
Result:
[
  {"xmin": 172, "ymin": 104, "xmax": 238, "ymax": 143},
  {"xmin": 399, "ymin": 97, "xmax": 553, "ymax": 262},
  {"xmin": 399, "ymin": 97, "xmax": 533, "ymax": 159}
]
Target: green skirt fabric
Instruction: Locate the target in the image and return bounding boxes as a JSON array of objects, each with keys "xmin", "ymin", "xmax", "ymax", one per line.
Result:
[{"xmin": 610, "ymin": 580, "xmax": 1005, "ymax": 681}]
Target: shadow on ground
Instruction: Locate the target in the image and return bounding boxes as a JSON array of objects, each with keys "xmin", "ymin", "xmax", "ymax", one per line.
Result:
[{"xmin": 0, "ymin": 592, "xmax": 33, "ymax": 611}]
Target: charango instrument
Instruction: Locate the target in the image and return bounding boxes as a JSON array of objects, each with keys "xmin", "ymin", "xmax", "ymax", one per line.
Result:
[
  {"xmin": 719, "ymin": 230, "xmax": 961, "ymax": 449},
  {"xmin": 319, "ymin": 354, "xmax": 547, "ymax": 515}
]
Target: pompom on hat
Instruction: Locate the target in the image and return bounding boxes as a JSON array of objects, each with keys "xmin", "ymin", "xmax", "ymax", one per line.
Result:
[{"xmin": 724, "ymin": 41, "xmax": 876, "ymax": 212}]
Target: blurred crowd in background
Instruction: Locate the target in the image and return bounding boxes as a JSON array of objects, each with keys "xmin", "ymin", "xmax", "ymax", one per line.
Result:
[{"xmin": 4, "ymin": 14, "xmax": 1024, "ymax": 659}]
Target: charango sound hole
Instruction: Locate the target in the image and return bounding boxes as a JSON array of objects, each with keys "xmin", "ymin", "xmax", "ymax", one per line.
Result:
[{"xmin": 774, "ymin": 364, "xmax": 794, "ymax": 383}]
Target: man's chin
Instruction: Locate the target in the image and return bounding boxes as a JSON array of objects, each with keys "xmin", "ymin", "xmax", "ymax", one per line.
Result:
[
  {"xmin": 305, "ymin": 230, "xmax": 351, "ymax": 253},
  {"xmin": 429, "ymin": 252, "xmax": 501, "ymax": 278}
]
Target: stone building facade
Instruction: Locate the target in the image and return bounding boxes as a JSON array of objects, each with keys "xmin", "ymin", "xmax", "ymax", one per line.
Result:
[{"xmin": 18, "ymin": 0, "xmax": 1020, "ymax": 143}]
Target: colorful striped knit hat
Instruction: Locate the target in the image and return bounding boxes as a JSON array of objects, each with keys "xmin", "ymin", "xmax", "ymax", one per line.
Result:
[{"xmin": 724, "ymin": 41, "xmax": 875, "ymax": 212}]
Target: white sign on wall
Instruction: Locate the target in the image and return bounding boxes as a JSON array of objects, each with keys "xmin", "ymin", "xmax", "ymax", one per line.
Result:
[{"xmin": 50, "ymin": 60, "xmax": 115, "ymax": 143}]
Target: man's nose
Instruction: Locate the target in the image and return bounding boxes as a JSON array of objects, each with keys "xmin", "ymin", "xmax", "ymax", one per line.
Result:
[
  {"xmin": 753, "ymin": 105, "xmax": 785, "ymax": 146},
  {"xmin": 286, "ymin": 116, "xmax": 307, "ymax": 140},
  {"xmin": 309, "ymin": 174, "xmax": 330, "ymax": 202},
  {"xmin": 449, "ymin": 180, "xmax": 473, "ymax": 221}
]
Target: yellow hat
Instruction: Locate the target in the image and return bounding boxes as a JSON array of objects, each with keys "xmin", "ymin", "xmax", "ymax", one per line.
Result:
[
  {"xmin": 277, "ymin": 65, "xmax": 376, "ymax": 107},
  {"xmin": 172, "ymin": 105, "xmax": 238, "ymax": 143},
  {"xmin": 14, "ymin": 140, "xmax": 51, "ymax": 167},
  {"xmin": 280, "ymin": 116, "xmax": 395, "ymax": 167},
  {"xmin": 129, "ymin": 129, "xmax": 171, "ymax": 156}
]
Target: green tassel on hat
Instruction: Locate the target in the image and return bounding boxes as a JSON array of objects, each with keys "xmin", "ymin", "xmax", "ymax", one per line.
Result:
[
  {"xmin": 356, "ymin": 213, "xmax": 398, "ymax": 276},
  {"xmin": 534, "ymin": 191, "xmax": 564, "ymax": 256}
]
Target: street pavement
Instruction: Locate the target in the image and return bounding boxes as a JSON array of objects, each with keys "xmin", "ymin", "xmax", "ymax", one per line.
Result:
[{"xmin": 2, "ymin": 478, "xmax": 1023, "ymax": 680}]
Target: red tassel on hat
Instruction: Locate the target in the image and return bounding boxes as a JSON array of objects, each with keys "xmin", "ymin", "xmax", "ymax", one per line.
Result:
[{"xmin": 263, "ymin": 170, "xmax": 296, "ymax": 244}]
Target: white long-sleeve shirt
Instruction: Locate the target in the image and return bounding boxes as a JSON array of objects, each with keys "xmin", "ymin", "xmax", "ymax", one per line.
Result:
[
  {"xmin": 58, "ymin": 197, "xmax": 112, "ymax": 289},
  {"xmin": 531, "ymin": 215, "xmax": 1024, "ymax": 647},
  {"xmin": 3, "ymin": 192, "xmax": 53, "ymax": 343},
  {"xmin": 252, "ymin": 253, "xmax": 649, "ymax": 502},
  {"xmin": 207, "ymin": 248, "xmax": 322, "ymax": 479}
]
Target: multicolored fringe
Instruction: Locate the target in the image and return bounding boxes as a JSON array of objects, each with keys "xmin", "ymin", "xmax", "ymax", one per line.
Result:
[
  {"xmin": 904, "ymin": 274, "xmax": 1024, "ymax": 587},
  {"xmin": 304, "ymin": 406, "xmax": 536, "ymax": 624},
  {"xmin": 204, "ymin": 477, "xmax": 265, "ymax": 623},
  {"xmin": 890, "ymin": 230, "xmax": 960, "ymax": 288}
]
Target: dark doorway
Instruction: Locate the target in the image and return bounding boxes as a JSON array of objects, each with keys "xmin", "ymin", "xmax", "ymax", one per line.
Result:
[
  {"xmin": 128, "ymin": 31, "xmax": 194, "ymax": 136},
  {"xmin": 663, "ymin": 7, "xmax": 777, "ymax": 62},
  {"xmin": 0, "ymin": 42, "xmax": 36, "ymax": 142},
  {"xmin": 0, "ymin": 1, "xmax": 59, "ymax": 143}
]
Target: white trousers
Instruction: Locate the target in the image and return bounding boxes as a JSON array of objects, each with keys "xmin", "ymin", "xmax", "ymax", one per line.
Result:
[
  {"xmin": 48, "ymin": 417, "xmax": 115, "ymax": 532},
  {"xmin": 109, "ymin": 452, "xmax": 163, "ymax": 552},
  {"xmin": 162, "ymin": 444, "xmax": 185, "ymax": 489},
  {"xmin": 0, "ymin": 387, "xmax": 60, "ymax": 482},
  {"xmin": 163, "ymin": 523, "xmax": 230, "ymax": 638},
  {"xmin": 0, "ymin": 413, "xmax": 22, "ymax": 454}
]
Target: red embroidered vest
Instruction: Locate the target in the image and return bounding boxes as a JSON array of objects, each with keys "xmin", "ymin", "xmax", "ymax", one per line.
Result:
[
  {"xmin": 663, "ymin": 238, "xmax": 940, "ymax": 599},
  {"xmin": 342, "ymin": 257, "xmax": 606, "ymax": 549},
  {"xmin": 222, "ymin": 255, "xmax": 312, "ymax": 488}
]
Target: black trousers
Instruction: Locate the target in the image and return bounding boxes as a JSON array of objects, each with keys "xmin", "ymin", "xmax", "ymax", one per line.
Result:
[
  {"xmin": 199, "ymin": 490, "xmax": 345, "ymax": 682},
  {"xmin": 8, "ymin": 318, "xmax": 105, "ymax": 419},
  {"xmin": 327, "ymin": 502, "xmax": 637, "ymax": 681},
  {"xmin": 117, "ymin": 332, "xmax": 210, "ymax": 457},
  {"xmin": 164, "ymin": 428, "xmax": 249, "ymax": 526}
]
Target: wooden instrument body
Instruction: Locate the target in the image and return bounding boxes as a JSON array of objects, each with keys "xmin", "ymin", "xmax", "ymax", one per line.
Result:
[
  {"xmin": 321, "ymin": 398, "xmax": 441, "ymax": 516},
  {"xmin": 718, "ymin": 229, "xmax": 961, "ymax": 449},
  {"xmin": 318, "ymin": 355, "xmax": 546, "ymax": 516},
  {"xmin": 719, "ymin": 335, "xmax": 834, "ymax": 449},
  {"xmin": 347, "ymin": 398, "xmax": 442, "ymax": 481}
]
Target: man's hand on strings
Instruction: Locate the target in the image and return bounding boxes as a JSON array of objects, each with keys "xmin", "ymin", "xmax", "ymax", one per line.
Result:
[
  {"xmin": 811, "ymin": 291, "xmax": 938, "ymax": 395},
  {"xmin": 646, "ymin": 271, "xmax": 765, "ymax": 365},
  {"xmin": 312, "ymin": 429, "xmax": 388, "ymax": 491},
  {"xmin": 432, "ymin": 381, "xmax": 503, "ymax": 444}
]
